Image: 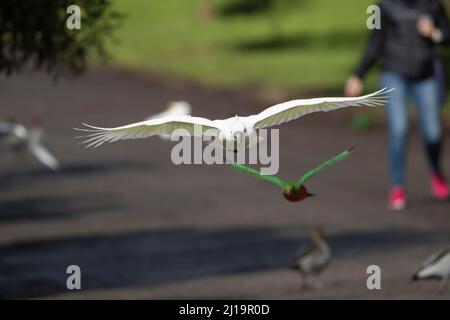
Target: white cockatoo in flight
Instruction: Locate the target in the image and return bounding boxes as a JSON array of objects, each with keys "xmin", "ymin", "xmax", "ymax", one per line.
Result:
[
  {"xmin": 77, "ymin": 88, "xmax": 392, "ymax": 150},
  {"xmin": 0, "ymin": 120, "xmax": 60, "ymax": 170}
]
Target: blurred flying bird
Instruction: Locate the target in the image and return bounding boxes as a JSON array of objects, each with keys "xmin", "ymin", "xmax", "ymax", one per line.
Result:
[
  {"xmin": 0, "ymin": 120, "xmax": 60, "ymax": 170},
  {"xmin": 412, "ymin": 248, "xmax": 450, "ymax": 292},
  {"xmin": 146, "ymin": 101, "xmax": 192, "ymax": 121},
  {"xmin": 229, "ymin": 148, "xmax": 353, "ymax": 202},
  {"xmin": 146, "ymin": 101, "xmax": 192, "ymax": 140},
  {"xmin": 290, "ymin": 228, "xmax": 331, "ymax": 290},
  {"xmin": 76, "ymin": 89, "xmax": 392, "ymax": 150}
]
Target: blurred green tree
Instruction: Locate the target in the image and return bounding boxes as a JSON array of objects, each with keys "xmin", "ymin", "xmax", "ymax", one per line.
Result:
[{"xmin": 0, "ymin": 0, "xmax": 122, "ymax": 77}]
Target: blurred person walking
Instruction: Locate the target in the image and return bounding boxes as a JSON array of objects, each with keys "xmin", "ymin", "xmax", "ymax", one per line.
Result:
[{"xmin": 345, "ymin": 0, "xmax": 450, "ymax": 210}]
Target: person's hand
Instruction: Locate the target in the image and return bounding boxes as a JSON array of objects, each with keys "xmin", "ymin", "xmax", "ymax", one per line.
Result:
[
  {"xmin": 417, "ymin": 16, "xmax": 435, "ymax": 38},
  {"xmin": 345, "ymin": 76, "xmax": 363, "ymax": 97}
]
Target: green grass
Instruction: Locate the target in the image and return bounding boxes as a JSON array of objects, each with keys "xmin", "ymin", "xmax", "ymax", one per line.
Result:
[
  {"xmin": 108, "ymin": 0, "xmax": 378, "ymax": 92},
  {"xmin": 107, "ymin": 0, "xmax": 450, "ymax": 105}
]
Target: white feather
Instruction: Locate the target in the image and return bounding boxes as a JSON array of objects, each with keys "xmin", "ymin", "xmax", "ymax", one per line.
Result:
[
  {"xmin": 0, "ymin": 121, "xmax": 60, "ymax": 170},
  {"xmin": 247, "ymin": 88, "xmax": 393, "ymax": 129},
  {"xmin": 76, "ymin": 116, "xmax": 221, "ymax": 148},
  {"xmin": 27, "ymin": 136, "xmax": 60, "ymax": 171},
  {"xmin": 414, "ymin": 249, "xmax": 450, "ymax": 279}
]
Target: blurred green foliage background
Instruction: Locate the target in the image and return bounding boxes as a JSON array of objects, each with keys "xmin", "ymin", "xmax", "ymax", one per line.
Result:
[{"xmin": 108, "ymin": 0, "xmax": 450, "ymax": 99}]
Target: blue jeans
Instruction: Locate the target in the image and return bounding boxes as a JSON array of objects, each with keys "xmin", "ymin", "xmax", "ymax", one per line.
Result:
[{"xmin": 381, "ymin": 71, "xmax": 443, "ymax": 187}]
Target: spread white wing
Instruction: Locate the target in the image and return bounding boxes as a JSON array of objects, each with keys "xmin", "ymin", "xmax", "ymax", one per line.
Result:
[
  {"xmin": 413, "ymin": 248, "xmax": 450, "ymax": 277},
  {"xmin": 248, "ymin": 88, "xmax": 393, "ymax": 129},
  {"xmin": 76, "ymin": 116, "xmax": 221, "ymax": 148},
  {"xmin": 27, "ymin": 137, "xmax": 60, "ymax": 170}
]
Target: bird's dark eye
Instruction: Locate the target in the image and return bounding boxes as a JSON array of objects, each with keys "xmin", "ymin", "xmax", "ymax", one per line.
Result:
[{"xmin": 244, "ymin": 129, "xmax": 247, "ymax": 133}]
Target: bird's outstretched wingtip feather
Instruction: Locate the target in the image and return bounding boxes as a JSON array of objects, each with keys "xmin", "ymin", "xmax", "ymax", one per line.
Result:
[
  {"xmin": 365, "ymin": 87, "xmax": 395, "ymax": 98},
  {"xmin": 72, "ymin": 123, "xmax": 110, "ymax": 148},
  {"xmin": 380, "ymin": 87, "xmax": 396, "ymax": 97},
  {"xmin": 74, "ymin": 123, "xmax": 108, "ymax": 132}
]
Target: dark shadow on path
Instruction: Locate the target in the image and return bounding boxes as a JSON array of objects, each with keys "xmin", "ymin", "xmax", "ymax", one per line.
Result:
[
  {"xmin": 0, "ymin": 159, "xmax": 161, "ymax": 189},
  {"xmin": 0, "ymin": 194, "xmax": 122, "ymax": 222},
  {"xmin": 0, "ymin": 226, "xmax": 448, "ymax": 298}
]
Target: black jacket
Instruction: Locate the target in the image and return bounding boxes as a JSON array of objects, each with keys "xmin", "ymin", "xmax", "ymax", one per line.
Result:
[{"xmin": 354, "ymin": 0, "xmax": 450, "ymax": 79}]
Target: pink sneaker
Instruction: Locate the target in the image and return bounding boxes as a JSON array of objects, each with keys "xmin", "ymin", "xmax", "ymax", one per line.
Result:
[
  {"xmin": 389, "ymin": 186, "xmax": 406, "ymax": 210},
  {"xmin": 430, "ymin": 172, "xmax": 449, "ymax": 200}
]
